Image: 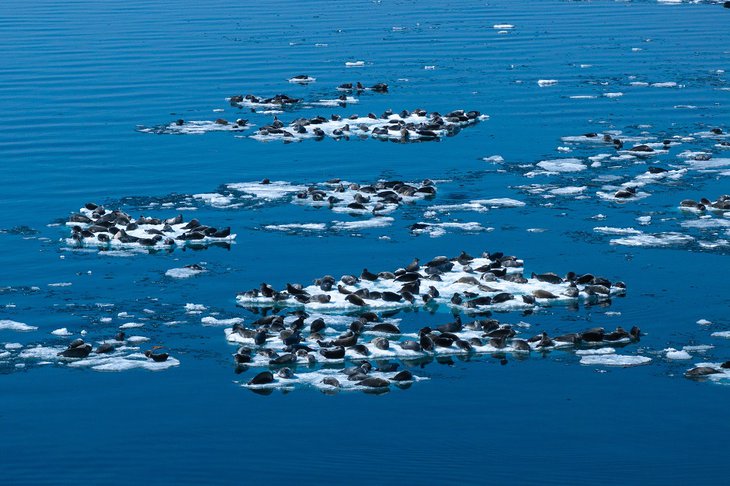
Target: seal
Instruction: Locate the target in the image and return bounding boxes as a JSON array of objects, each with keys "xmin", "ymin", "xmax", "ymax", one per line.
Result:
[{"xmin": 248, "ymin": 371, "xmax": 274, "ymax": 385}]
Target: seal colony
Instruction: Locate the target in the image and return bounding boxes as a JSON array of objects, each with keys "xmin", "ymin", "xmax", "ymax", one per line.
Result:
[
  {"xmin": 226, "ymin": 309, "xmax": 643, "ymax": 393},
  {"xmin": 251, "ymin": 108, "xmax": 487, "ymax": 142},
  {"xmin": 225, "ymin": 311, "xmax": 650, "ymax": 391},
  {"xmin": 236, "ymin": 249, "xmax": 626, "ymax": 313},
  {"xmin": 137, "ymin": 118, "xmax": 250, "ymax": 135},
  {"xmin": 65, "ymin": 203, "xmax": 236, "ymax": 251}
]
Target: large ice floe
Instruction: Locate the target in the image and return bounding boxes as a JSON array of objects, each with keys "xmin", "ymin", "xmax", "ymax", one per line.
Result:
[
  {"xmin": 224, "ymin": 308, "xmax": 644, "ymax": 393},
  {"xmin": 64, "ymin": 203, "xmax": 236, "ymax": 251},
  {"xmin": 235, "ymin": 249, "xmax": 626, "ymax": 313},
  {"xmin": 249, "ymin": 108, "xmax": 487, "ymax": 143}
]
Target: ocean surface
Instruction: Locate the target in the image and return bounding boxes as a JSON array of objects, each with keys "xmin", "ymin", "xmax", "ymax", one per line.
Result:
[{"xmin": 1, "ymin": 0, "xmax": 729, "ymax": 483}]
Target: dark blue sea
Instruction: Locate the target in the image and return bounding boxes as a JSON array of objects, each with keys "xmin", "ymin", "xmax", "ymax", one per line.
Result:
[{"xmin": 1, "ymin": 0, "xmax": 729, "ymax": 484}]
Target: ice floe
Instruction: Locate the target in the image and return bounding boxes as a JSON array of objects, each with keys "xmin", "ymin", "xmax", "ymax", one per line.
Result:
[
  {"xmin": 65, "ymin": 203, "xmax": 235, "ymax": 251},
  {"xmin": 236, "ymin": 250, "xmax": 626, "ymax": 312}
]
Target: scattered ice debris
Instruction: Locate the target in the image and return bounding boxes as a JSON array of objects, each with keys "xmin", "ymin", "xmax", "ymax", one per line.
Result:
[
  {"xmin": 184, "ymin": 303, "xmax": 207, "ymax": 314},
  {"xmin": 65, "ymin": 203, "xmax": 235, "ymax": 251}
]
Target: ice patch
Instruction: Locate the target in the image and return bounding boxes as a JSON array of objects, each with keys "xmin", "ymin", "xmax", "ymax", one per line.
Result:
[
  {"xmin": 580, "ymin": 354, "xmax": 651, "ymax": 366},
  {"xmin": 610, "ymin": 232, "xmax": 694, "ymax": 247},
  {"xmin": 50, "ymin": 328, "xmax": 72, "ymax": 336},
  {"xmin": 538, "ymin": 79, "xmax": 558, "ymax": 87},
  {"xmin": 165, "ymin": 265, "xmax": 206, "ymax": 279},
  {"xmin": 665, "ymin": 348, "xmax": 692, "ymax": 360},
  {"xmin": 0, "ymin": 320, "xmax": 38, "ymax": 332},
  {"xmin": 201, "ymin": 316, "xmax": 244, "ymax": 326}
]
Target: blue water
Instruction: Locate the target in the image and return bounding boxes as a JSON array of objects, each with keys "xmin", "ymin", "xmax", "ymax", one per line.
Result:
[{"xmin": 1, "ymin": 0, "xmax": 729, "ymax": 483}]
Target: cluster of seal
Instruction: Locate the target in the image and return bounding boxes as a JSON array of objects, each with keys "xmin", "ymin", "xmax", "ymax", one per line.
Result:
[
  {"xmin": 252, "ymin": 108, "xmax": 485, "ymax": 142},
  {"xmin": 66, "ymin": 203, "xmax": 236, "ymax": 250},
  {"xmin": 336, "ymin": 82, "xmax": 388, "ymax": 93},
  {"xmin": 227, "ymin": 308, "xmax": 642, "ymax": 393},
  {"xmin": 680, "ymin": 194, "xmax": 730, "ymax": 212},
  {"xmin": 292, "ymin": 178, "xmax": 436, "ymax": 214},
  {"xmin": 235, "ymin": 250, "xmax": 626, "ymax": 312},
  {"xmin": 228, "ymin": 93, "xmax": 302, "ymax": 109}
]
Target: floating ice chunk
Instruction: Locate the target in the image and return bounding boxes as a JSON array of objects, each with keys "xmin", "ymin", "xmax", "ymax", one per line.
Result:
[
  {"xmin": 637, "ymin": 216, "xmax": 652, "ymax": 225},
  {"xmin": 5, "ymin": 343, "xmax": 22, "ymax": 350},
  {"xmin": 48, "ymin": 282, "xmax": 72, "ymax": 287},
  {"xmin": 51, "ymin": 328, "xmax": 72, "ymax": 336},
  {"xmin": 424, "ymin": 65, "xmax": 436, "ymax": 70},
  {"xmin": 202, "ymin": 316, "xmax": 244, "ymax": 326},
  {"xmin": 538, "ymin": 79, "xmax": 558, "ymax": 87},
  {"xmin": 580, "ymin": 354, "xmax": 651, "ymax": 366},
  {"xmin": 576, "ymin": 347, "xmax": 616, "ymax": 355},
  {"xmin": 651, "ymin": 82, "xmax": 678, "ymax": 88},
  {"xmin": 225, "ymin": 181, "xmax": 308, "ymax": 200},
  {"xmin": 472, "ymin": 198, "xmax": 526, "ymax": 208},
  {"xmin": 263, "ymin": 223, "xmax": 328, "ymax": 232},
  {"xmin": 0, "ymin": 320, "xmax": 37, "ymax": 332},
  {"xmin": 483, "ymin": 155, "xmax": 504, "ymax": 163},
  {"xmin": 126, "ymin": 336, "xmax": 149, "ymax": 344},
  {"xmin": 288, "ymin": 75, "xmax": 316, "ymax": 84},
  {"xmin": 414, "ymin": 222, "xmax": 491, "ymax": 238},
  {"xmin": 610, "ymin": 232, "xmax": 694, "ymax": 247},
  {"xmin": 345, "ymin": 61, "xmax": 365, "ymax": 67},
  {"xmin": 594, "ymin": 226, "xmax": 643, "ymax": 235},
  {"xmin": 165, "ymin": 266, "xmax": 206, "ymax": 279},
  {"xmin": 604, "ymin": 92, "xmax": 623, "ymax": 98},
  {"xmin": 550, "ymin": 186, "xmax": 586, "ymax": 196},
  {"xmin": 493, "ymin": 24, "xmax": 514, "ymax": 29},
  {"xmin": 711, "ymin": 331, "xmax": 730, "ymax": 339},
  {"xmin": 665, "ymin": 348, "xmax": 692, "ymax": 360},
  {"xmin": 119, "ymin": 322, "xmax": 144, "ymax": 329},
  {"xmin": 331, "ymin": 217, "xmax": 394, "ymax": 231},
  {"xmin": 536, "ymin": 158, "xmax": 586, "ymax": 173},
  {"xmin": 697, "ymin": 319, "xmax": 712, "ymax": 326}
]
